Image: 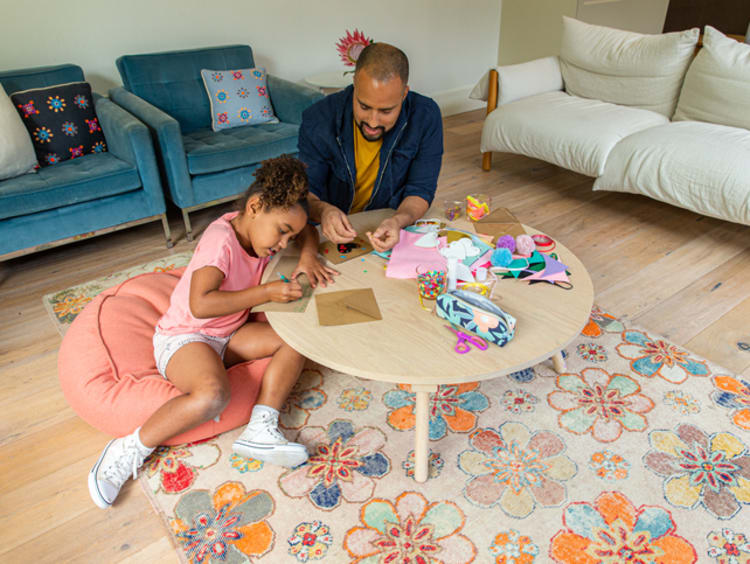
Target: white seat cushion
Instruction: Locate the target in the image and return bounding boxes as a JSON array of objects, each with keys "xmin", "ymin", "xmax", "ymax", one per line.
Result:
[
  {"xmin": 594, "ymin": 121, "xmax": 750, "ymax": 226},
  {"xmin": 480, "ymin": 91, "xmax": 668, "ymax": 177}
]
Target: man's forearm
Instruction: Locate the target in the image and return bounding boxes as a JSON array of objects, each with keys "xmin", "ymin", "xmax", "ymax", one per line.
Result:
[
  {"xmin": 391, "ymin": 196, "xmax": 430, "ymax": 228},
  {"xmin": 296, "ymin": 223, "xmax": 320, "ymax": 257},
  {"xmin": 307, "ymin": 193, "xmax": 330, "ymax": 224}
]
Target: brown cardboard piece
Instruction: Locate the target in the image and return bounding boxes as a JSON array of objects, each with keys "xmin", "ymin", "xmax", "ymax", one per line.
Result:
[
  {"xmin": 474, "ymin": 207, "xmax": 526, "ymax": 242},
  {"xmin": 252, "ymin": 255, "xmax": 313, "ymax": 313},
  {"xmin": 319, "ymin": 236, "xmax": 373, "ymax": 264},
  {"xmin": 315, "ymin": 288, "xmax": 382, "ymax": 326}
]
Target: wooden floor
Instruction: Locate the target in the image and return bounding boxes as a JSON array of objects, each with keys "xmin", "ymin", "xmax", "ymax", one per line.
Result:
[{"xmin": 1, "ymin": 109, "xmax": 749, "ymax": 562}]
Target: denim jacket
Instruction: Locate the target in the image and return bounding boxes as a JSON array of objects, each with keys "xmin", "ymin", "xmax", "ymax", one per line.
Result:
[{"xmin": 297, "ymin": 85, "xmax": 443, "ymax": 213}]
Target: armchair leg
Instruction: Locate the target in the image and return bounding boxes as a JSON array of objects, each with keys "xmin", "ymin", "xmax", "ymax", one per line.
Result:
[
  {"xmin": 482, "ymin": 152, "xmax": 492, "ymax": 171},
  {"xmin": 160, "ymin": 214, "xmax": 174, "ymax": 248},
  {"xmin": 182, "ymin": 209, "xmax": 194, "ymax": 242}
]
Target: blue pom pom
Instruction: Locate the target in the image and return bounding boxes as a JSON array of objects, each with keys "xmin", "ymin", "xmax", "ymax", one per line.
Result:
[{"xmin": 491, "ymin": 248, "xmax": 512, "ymax": 267}]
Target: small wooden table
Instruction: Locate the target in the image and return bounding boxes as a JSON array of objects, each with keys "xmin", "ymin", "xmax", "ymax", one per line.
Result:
[{"xmin": 265, "ymin": 210, "xmax": 594, "ymax": 482}]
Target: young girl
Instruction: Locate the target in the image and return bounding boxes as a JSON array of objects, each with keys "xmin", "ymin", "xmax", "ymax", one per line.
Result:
[{"xmin": 89, "ymin": 156, "xmax": 335, "ymax": 509}]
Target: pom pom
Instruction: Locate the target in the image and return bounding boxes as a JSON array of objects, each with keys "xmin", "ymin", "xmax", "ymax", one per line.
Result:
[
  {"xmin": 515, "ymin": 234, "xmax": 534, "ymax": 257},
  {"xmin": 491, "ymin": 248, "xmax": 512, "ymax": 267},
  {"xmin": 495, "ymin": 234, "xmax": 516, "ymax": 252}
]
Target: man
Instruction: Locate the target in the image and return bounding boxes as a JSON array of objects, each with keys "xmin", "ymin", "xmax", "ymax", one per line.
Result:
[{"xmin": 297, "ymin": 43, "xmax": 444, "ymax": 254}]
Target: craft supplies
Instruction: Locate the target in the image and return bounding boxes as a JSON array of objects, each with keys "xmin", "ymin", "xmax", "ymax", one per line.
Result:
[
  {"xmin": 515, "ymin": 234, "xmax": 535, "ymax": 257},
  {"xmin": 474, "ymin": 267, "xmax": 488, "ymax": 282},
  {"xmin": 436, "ymin": 289, "xmax": 517, "ymax": 347},
  {"xmin": 416, "ymin": 266, "xmax": 447, "ymax": 311},
  {"xmin": 531, "ymin": 233, "xmax": 556, "ymax": 252},
  {"xmin": 458, "ymin": 282, "xmax": 490, "ymax": 295},
  {"xmin": 278, "ymin": 273, "xmax": 291, "ymax": 282},
  {"xmin": 495, "ymin": 234, "xmax": 516, "ymax": 252},
  {"xmin": 442, "ymin": 200, "xmax": 463, "ymax": 221},
  {"xmin": 444, "ymin": 324, "xmax": 488, "ymax": 354},
  {"xmin": 386, "ymin": 229, "xmax": 447, "ymax": 279},
  {"xmin": 491, "ymin": 248, "xmax": 513, "ymax": 267},
  {"xmin": 466, "ymin": 193, "xmax": 490, "ymax": 221}
]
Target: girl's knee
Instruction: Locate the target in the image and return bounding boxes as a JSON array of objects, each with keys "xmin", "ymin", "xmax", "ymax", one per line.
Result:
[{"xmin": 192, "ymin": 383, "xmax": 230, "ymax": 419}]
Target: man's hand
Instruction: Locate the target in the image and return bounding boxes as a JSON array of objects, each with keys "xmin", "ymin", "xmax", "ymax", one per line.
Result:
[
  {"xmin": 291, "ymin": 255, "xmax": 339, "ymax": 288},
  {"xmin": 264, "ymin": 280, "xmax": 303, "ymax": 303},
  {"xmin": 367, "ymin": 217, "xmax": 401, "ymax": 252},
  {"xmin": 320, "ymin": 205, "xmax": 358, "ymax": 244}
]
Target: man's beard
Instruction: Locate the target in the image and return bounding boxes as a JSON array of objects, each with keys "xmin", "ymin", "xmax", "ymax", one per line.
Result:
[{"xmin": 357, "ymin": 120, "xmax": 385, "ymax": 141}]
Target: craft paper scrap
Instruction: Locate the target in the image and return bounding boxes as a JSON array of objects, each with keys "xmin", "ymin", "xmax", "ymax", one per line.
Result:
[
  {"xmin": 319, "ymin": 236, "xmax": 372, "ymax": 264},
  {"xmin": 315, "ymin": 288, "xmax": 382, "ymax": 326},
  {"xmin": 253, "ymin": 255, "xmax": 313, "ymax": 313},
  {"xmin": 386, "ymin": 229, "xmax": 447, "ymax": 279}
]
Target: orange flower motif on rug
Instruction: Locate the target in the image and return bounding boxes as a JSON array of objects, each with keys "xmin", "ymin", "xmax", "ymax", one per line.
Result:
[
  {"xmin": 143, "ymin": 440, "xmax": 220, "ymax": 495},
  {"xmin": 549, "ymin": 491, "xmax": 697, "ymax": 563},
  {"xmin": 711, "ymin": 375, "xmax": 750, "ymax": 430},
  {"xmin": 170, "ymin": 482, "xmax": 274, "ymax": 563},
  {"xmin": 581, "ymin": 306, "xmax": 624, "ymax": 338},
  {"xmin": 384, "ymin": 383, "xmax": 489, "ymax": 440}
]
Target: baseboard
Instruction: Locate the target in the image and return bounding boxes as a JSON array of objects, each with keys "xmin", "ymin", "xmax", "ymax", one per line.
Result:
[{"xmin": 430, "ymin": 85, "xmax": 485, "ymax": 117}]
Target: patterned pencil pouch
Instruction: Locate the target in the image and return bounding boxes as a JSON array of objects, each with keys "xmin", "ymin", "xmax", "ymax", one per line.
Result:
[{"xmin": 436, "ymin": 289, "xmax": 517, "ymax": 347}]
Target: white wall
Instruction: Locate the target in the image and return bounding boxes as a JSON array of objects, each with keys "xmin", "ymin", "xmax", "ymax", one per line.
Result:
[
  {"xmin": 0, "ymin": 0, "xmax": 501, "ymax": 116},
  {"xmin": 576, "ymin": 0, "xmax": 669, "ymax": 34}
]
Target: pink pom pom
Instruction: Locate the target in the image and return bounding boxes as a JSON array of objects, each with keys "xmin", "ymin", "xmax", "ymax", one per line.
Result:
[
  {"xmin": 515, "ymin": 234, "xmax": 535, "ymax": 257},
  {"xmin": 495, "ymin": 234, "xmax": 515, "ymax": 252}
]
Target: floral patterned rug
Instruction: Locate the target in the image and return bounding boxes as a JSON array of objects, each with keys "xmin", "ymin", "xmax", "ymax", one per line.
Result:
[
  {"xmin": 42, "ymin": 252, "xmax": 193, "ymax": 335},
  {"xmin": 132, "ymin": 306, "xmax": 750, "ymax": 564}
]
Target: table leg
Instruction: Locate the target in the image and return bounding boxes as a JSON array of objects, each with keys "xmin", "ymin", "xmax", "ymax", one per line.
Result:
[
  {"xmin": 552, "ymin": 351, "xmax": 567, "ymax": 373},
  {"xmin": 412, "ymin": 384, "xmax": 438, "ymax": 483}
]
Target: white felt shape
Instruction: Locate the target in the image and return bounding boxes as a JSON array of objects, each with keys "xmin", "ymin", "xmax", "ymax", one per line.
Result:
[
  {"xmin": 460, "ymin": 238, "xmax": 481, "ymax": 257},
  {"xmin": 440, "ymin": 241, "xmax": 467, "ymax": 260},
  {"xmin": 455, "ymin": 262, "xmax": 475, "ymax": 282},
  {"xmin": 415, "ymin": 232, "xmax": 439, "ymax": 248}
]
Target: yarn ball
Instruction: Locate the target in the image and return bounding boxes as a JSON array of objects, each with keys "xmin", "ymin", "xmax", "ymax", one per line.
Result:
[
  {"xmin": 495, "ymin": 234, "xmax": 516, "ymax": 252},
  {"xmin": 516, "ymin": 234, "xmax": 535, "ymax": 256},
  {"xmin": 490, "ymin": 248, "xmax": 513, "ymax": 267}
]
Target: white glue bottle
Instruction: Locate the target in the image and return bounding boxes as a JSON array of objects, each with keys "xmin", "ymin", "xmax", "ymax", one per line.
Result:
[{"xmin": 447, "ymin": 257, "xmax": 458, "ymax": 291}]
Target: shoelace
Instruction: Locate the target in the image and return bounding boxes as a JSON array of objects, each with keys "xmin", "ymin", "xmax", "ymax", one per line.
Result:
[
  {"xmin": 257, "ymin": 411, "xmax": 286, "ymax": 442},
  {"xmin": 102, "ymin": 439, "xmax": 147, "ymax": 485}
]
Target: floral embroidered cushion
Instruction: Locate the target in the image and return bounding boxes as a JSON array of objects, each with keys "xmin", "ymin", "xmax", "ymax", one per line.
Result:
[
  {"xmin": 200, "ymin": 67, "xmax": 278, "ymax": 131},
  {"xmin": 10, "ymin": 81, "xmax": 107, "ymax": 167}
]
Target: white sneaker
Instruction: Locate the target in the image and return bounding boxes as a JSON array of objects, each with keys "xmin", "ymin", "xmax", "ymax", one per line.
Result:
[
  {"xmin": 232, "ymin": 410, "xmax": 308, "ymax": 468},
  {"xmin": 88, "ymin": 435, "xmax": 150, "ymax": 509}
]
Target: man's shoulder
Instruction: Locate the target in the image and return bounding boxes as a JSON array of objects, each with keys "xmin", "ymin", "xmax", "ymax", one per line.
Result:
[{"xmin": 406, "ymin": 90, "xmax": 441, "ymax": 120}]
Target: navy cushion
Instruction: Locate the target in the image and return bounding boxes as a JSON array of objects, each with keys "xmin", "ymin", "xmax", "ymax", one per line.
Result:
[
  {"xmin": 11, "ymin": 82, "xmax": 107, "ymax": 167},
  {"xmin": 116, "ymin": 45, "xmax": 255, "ymax": 134},
  {"xmin": 183, "ymin": 121, "xmax": 300, "ymax": 175},
  {"xmin": 0, "ymin": 153, "xmax": 140, "ymax": 220}
]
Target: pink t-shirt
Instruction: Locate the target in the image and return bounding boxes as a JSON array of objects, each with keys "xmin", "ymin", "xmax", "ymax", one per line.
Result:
[{"xmin": 157, "ymin": 212, "xmax": 270, "ymax": 337}]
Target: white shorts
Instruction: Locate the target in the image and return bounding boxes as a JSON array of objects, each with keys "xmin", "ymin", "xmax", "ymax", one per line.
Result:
[{"xmin": 153, "ymin": 329, "xmax": 233, "ymax": 378}]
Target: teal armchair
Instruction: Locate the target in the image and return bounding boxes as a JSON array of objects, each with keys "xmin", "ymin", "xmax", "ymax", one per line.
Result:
[
  {"xmin": 0, "ymin": 64, "xmax": 170, "ymax": 260},
  {"xmin": 110, "ymin": 45, "xmax": 323, "ymax": 241}
]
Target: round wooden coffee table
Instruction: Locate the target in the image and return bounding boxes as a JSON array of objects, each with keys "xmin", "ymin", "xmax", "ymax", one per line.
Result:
[{"xmin": 265, "ymin": 209, "xmax": 594, "ymax": 481}]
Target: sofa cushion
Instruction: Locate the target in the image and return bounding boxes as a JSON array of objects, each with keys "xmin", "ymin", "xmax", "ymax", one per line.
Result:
[
  {"xmin": 201, "ymin": 67, "xmax": 278, "ymax": 131},
  {"xmin": 11, "ymin": 82, "xmax": 107, "ymax": 167},
  {"xmin": 58, "ymin": 269, "xmax": 269, "ymax": 445},
  {"xmin": 480, "ymin": 91, "xmax": 668, "ymax": 177},
  {"xmin": 593, "ymin": 121, "xmax": 750, "ymax": 226},
  {"xmin": 0, "ymin": 152, "xmax": 139, "ymax": 220},
  {"xmin": 673, "ymin": 26, "xmax": 750, "ymax": 131},
  {"xmin": 183, "ymin": 121, "xmax": 300, "ymax": 175},
  {"xmin": 559, "ymin": 17, "xmax": 699, "ymax": 118},
  {"xmin": 0, "ymin": 84, "xmax": 37, "ymax": 181}
]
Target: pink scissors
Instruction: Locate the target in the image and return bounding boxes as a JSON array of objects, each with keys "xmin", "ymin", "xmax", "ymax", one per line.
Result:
[{"xmin": 444, "ymin": 325, "xmax": 488, "ymax": 354}]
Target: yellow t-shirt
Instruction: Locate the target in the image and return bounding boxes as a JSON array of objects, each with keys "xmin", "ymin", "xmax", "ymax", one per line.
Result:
[{"xmin": 350, "ymin": 120, "xmax": 382, "ymax": 213}]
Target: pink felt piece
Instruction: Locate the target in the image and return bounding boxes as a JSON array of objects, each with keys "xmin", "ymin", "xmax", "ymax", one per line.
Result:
[
  {"xmin": 386, "ymin": 229, "xmax": 447, "ymax": 279},
  {"xmin": 58, "ymin": 269, "xmax": 269, "ymax": 445}
]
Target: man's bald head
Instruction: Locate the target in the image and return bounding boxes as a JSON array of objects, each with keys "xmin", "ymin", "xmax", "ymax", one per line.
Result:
[{"xmin": 354, "ymin": 43, "xmax": 409, "ymax": 85}]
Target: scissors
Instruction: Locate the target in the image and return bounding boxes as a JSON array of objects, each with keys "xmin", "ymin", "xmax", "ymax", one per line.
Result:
[{"xmin": 444, "ymin": 325, "xmax": 488, "ymax": 354}]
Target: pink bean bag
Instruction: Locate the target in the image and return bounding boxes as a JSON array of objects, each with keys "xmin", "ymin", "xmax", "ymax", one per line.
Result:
[{"xmin": 58, "ymin": 268, "xmax": 269, "ymax": 445}]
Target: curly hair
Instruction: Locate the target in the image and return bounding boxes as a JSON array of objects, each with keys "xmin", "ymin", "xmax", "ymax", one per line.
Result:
[{"xmin": 238, "ymin": 155, "xmax": 309, "ymax": 213}]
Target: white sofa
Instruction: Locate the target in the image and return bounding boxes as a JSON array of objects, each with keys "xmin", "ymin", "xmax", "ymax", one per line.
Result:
[{"xmin": 472, "ymin": 18, "xmax": 750, "ymax": 227}]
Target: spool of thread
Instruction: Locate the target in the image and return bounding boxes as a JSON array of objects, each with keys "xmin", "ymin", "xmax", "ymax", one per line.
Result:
[
  {"xmin": 495, "ymin": 234, "xmax": 516, "ymax": 252},
  {"xmin": 490, "ymin": 248, "xmax": 512, "ymax": 267},
  {"xmin": 515, "ymin": 234, "xmax": 535, "ymax": 257},
  {"xmin": 531, "ymin": 233, "xmax": 556, "ymax": 252}
]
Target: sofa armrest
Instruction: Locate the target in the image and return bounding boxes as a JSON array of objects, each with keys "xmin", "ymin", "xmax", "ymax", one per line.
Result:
[
  {"xmin": 267, "ymin": 75, "xmax": 324, "ymax": 125},
  {"xmin": 470, "ymin": 56, "xmax": 563, "ymax": 109},
  {"xmin": 109, "ymin": 86, "xmax": 194, "ymax": 207},
  {"xmin": 94, "ymin": 95, "xmax": 166, "ymax": 215}
]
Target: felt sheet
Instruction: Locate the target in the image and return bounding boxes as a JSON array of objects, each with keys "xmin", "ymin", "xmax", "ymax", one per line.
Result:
[
  {"xmin": 386, "ymin": 229, "xmax": 447, "ymax": 279},
  {"xmin": 319, "ymin": 236, "xmax": 373, "ymax": 264},
  {"xmin": 315, "ymin": 289, "xmax": 382, "ymax": 326},
  {"xmin": 252, "ymin": 255, "xmax": 313, "ymax": 313}
]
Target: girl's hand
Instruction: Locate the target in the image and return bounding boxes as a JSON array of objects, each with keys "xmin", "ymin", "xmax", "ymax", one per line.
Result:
[
  {"xmin": 292, "ymin": 255, "xmax": 339, "ymax": 288},
  {"xmin": 265, "ymin": 279, "xmax": 303, "ymax": 303}
]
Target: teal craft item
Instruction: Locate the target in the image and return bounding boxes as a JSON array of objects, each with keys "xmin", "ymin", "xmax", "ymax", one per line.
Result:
[
  {"xmin": 436, "ymin": 289, "xmax": 517, "ymax": 347},
  {"xmin": 371, "ymin": 249, "xmax": 392, "ymax": 260},
  {"xmin": 491, "ymin": 248, "xmax": 512, "ymax": 267},
  {"xmin": 200, "ymin": 67, "xmax": 279, "ymax": 131}
]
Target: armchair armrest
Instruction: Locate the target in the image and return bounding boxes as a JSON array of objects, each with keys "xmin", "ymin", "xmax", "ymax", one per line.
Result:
[
  {"xmin": 95, "ymin": 95, "xmax": 166, "ymax": 215},
  {"xmin": 267, "ymin": 75, "xmax": 324, "ymax": 125},
  {"xmin": 109, "ymin": 86, "xmax": 194, "ymax": 207},
  {"xmin": 469, "ymin": 56, "xmax": 563, "ymax": 113}
]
